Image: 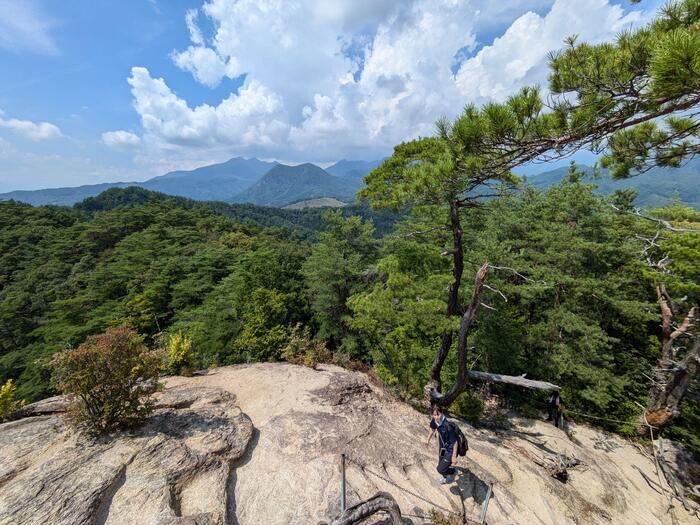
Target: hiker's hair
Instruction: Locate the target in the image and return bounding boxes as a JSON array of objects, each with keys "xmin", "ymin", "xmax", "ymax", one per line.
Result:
[{"xmin": 430, "ymin": 404, "xmax": 444, "ymax": 415}]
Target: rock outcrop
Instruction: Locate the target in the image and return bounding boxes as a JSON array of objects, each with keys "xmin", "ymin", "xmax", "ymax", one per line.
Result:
[
  {"xmin": 1, "ymin": 363, "xmax": 696, "ymax": 524},
  {"xmin": 0, "ymin": 387, "xmax": 252, "ymax": 525},
  {"xmin": 168, "ymin": 363, "xmax": 698, "ymax": 525}
]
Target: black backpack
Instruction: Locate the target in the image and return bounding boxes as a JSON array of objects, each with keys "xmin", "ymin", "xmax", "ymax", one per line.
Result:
[
  {"xmin": 440, "ymin": 420, "xmax": 468, "ymax": 456},
  {"xmin": 452, "ymin": 421, "xmax": 469, "ymax": 456}
]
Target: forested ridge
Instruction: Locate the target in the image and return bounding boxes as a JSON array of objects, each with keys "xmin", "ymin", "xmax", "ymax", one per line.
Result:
[{"xmin": 1, "ymin": 0, "xmax": 699, "ymax": 471}]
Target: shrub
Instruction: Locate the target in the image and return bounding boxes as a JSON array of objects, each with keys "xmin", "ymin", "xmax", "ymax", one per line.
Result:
[
  {"xmin": 51, "ymin": 326, "xmax": 163, "ymax": 435},
  {"xmin": 281, "ymin": 324, "xmax": 331, "ymax": 369},
  {"xmin": 427, "ymin": 509, "xmax": 462, "ymax": 525},
  {"xmin": 166, "ymin": 331, "xmax": 194, "ymax": 376},
  {"xmin": 452, "ymin": 391, "xmax": 484, "ymax": 424},
  {"xmin": 0, "ymin": 379, "xmax": 25, "ymax": 422}
]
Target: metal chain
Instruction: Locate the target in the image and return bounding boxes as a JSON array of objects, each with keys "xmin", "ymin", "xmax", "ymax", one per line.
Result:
[{"xmin": 345, "ymin": 455, "xmax": 467, "ymax": 520}]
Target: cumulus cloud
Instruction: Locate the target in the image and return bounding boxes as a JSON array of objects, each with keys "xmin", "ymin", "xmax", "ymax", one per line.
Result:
[
  {"xmin": 0, "ymin": 111, "xmax": 62, "ymax": 140},
  {"xmin": 0, "ymin": 0, "xmax": 57, "ymax": 54},
  {"xmin": 455, "ymin": 0, "xmax": 644, "ymax": 103},
  {"xmin": 101, "ymin": 130, "xmax": 141, "ymax": 148},
  {"xmin": 128, "ymin": 66, "xmax": 288, "ymax": 152},
  {"xmin": 172, "ymin": 46, "xmax": 239, "ymax": 88},
  {"xmin": 125, "ymin": 0, "xmax": 649, "ymax": 163}
]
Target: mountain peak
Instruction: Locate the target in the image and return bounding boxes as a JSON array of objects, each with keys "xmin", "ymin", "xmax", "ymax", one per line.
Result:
[{"xmin": 233, "ymin": 163, "xmax": 357, "ymax": 206}]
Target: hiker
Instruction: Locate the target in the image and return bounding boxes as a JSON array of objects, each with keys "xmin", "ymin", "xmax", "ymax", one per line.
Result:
[
  {"xmin": 427, "ymin": 405, "xmax": 458, "ymax": 484},
  {"xmin": 547, "ymin": 390, "xmax": 562, "ymax": 428}
]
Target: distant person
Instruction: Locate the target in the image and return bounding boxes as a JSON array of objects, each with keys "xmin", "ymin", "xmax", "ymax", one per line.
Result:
[
  {"xmin": 427, "ymin": 405, "xmax": 458, "ymax": 484},
  {"xmin": 547, "ymin": 390, "xmax": 562, "ymax": 428}
]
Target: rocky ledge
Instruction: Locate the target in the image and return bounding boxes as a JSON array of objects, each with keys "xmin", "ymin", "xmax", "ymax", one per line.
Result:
[{"xmin": 0, "ymin": 387, "xmax": 253, "ymax": 525}]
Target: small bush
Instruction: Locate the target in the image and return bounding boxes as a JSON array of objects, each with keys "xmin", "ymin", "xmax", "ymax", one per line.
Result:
[
  {"xmin": 51, "ymin": 326, "xmax": 163, "ymax": 435},
  {"xmin": 427, "ymin": 509, "xmax": 462, "ymax": 525},
  {"xmin": 166, "ymin": 331, "xmax": 194, "ymax": 376},
  {"xmin": 481, "ymin": 394, "xmax": 511, "ymax": 430},
  {"xmin": 0, "ymin": 379, "xmax": 25, "ymax": 422},
  {"xmin": 374, "ymin": 363, "xmax": 399, "ymax": 387},
  {"xmin": 452, "ymin": 390, "xmax": 484, "ymax": 424},
  {"xmin": 281, "ymin": 324, "xmax": 331, "ymax": 369}
]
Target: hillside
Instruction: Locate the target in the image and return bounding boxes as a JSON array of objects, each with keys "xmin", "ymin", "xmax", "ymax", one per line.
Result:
[
  {"xmin": 0, "ymin": 192, "xmax": 401, "ymax": 401},
  {"xmin": 138, "ymin": 156, "xmax": 276, "ymax": 201},
  {"xmin": 326, "ymin": 159, "xmax": 383, "ymax": 181},
  {"xmin": 283, "ymin": 197, "xmax": 347, "ymax": 210},
  {"xmin": 0, "ymin": 157, "xmax": 276, "ymax": 206},
  {"xmin": 73, "ymin": 187, "xmax": 398, "ymax": 237},
  {"xmin": 0, "ymin": 182, "xmax": 134, "ymax": 207},
  {"xmin": 232, "ymin": 163, "xmax": 360, "ymax": 207},
  {"xmin": 1, "ymin": 363, "xmax": 695, "ymax": 524},
  {"xmin": 527, "ymin": 159, "xmax": 700, "ymax": 208}
]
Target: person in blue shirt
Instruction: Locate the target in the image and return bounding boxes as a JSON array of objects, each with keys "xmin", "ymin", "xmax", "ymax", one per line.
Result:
[{"xmin": 426, "ymin": 405, "xmax": 458, "ymax": 484}]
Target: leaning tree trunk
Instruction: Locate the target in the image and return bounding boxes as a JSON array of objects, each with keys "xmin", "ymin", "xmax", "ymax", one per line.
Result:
[
  {"xmin": 426, "ymin": 262, "xmax": 489, "ymax": 406},
  {"xmin": 426, "ymin": 260, "xmax": 562, "ymax": 407},
  {"xmin": 640, "ymin": 284, "xmax": 698, "ymax": 432},
  {"xmin": 426, "ymin": 202, "xmax": 562, "ymax": 408},
  {"xmin": 430, "ymin": 200, "xmax": 464, "ymax": 392}
]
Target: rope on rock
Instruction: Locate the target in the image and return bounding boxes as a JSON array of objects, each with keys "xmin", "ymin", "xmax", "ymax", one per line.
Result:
[{"xmin": 345, "ymin": 455, "xmax": 484, "ymax": 523}]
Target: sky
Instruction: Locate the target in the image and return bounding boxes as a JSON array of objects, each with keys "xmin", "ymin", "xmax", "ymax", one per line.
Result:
[{"xmin": 0, "ymin": 0, "xmax": 663, "ymax": 192}]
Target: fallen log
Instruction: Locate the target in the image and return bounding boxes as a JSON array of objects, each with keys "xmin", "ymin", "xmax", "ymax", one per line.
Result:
[
  {"xmin": 532, "ymin": 453, "xmax": 582, "ymax": 483},
  {"xmin": 320, "ymin": 492, "xmax": 404, "ymax": 525},
  {"xmin": 467, "ymin": 370, "xmax": 560, "ymax": 391}
]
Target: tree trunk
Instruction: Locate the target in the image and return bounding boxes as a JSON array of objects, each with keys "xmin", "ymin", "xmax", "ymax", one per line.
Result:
[
  {"xmin": 429, "ymin": 200, "xmax": 464, "ymax": 392},
  {"xmin": 643, "ymin": 337, "xmax": 699, "ymax": 429},
  {"xmin": 323, "ymin": 492, "xmax": 404, "ymax": 525},
  {"xmin": 427, "ymin": 263, "xmax": 489, "ymax": 406},
  {"xmin": 640, "ymin": 284, "xmax": 698, "ymax": 432}
]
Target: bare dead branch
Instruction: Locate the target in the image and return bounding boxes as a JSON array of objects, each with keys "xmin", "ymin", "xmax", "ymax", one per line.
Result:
[
  {"xmin": 612, "ymin": 204, "xmax": 700, "ymax": 233},
  {"xmin": 466, "ymin": 370, "xmax": 560, "ymax": 391}
]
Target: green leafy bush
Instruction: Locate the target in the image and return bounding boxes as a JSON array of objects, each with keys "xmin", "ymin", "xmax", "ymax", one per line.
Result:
[
  {"xmin": 51, "ymin": 326, "xmax": 163, "ymax": 435},
  {"xmin": 427, "ymin": 509, "xmax": 461, "ymax": 525},
  {"xmin": 452, "ymin": 391, "xmax": 484, "ymax": 425},
  {"xmin": 166, "ymin": 331, "xmax": 194, "ymax": 376},
  {"xmin": 0, "ymin": 379, "xmax": 24, "ymax": 422},
  {"xmin": 281, "ymin": 323, "xmax": 331, "ymax": 369}
]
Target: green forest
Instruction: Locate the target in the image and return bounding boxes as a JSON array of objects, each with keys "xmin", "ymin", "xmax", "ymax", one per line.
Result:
[
  {"xmin": 1, "ymin": 173, "xmax": 699, "ymax": 452},
  {"xmin": 1, "ymin": 0, "xmax": 699, "ymax": 459}
]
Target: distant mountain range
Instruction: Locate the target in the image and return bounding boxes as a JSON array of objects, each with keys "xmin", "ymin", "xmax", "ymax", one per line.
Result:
[
  {"xmin": 143, "ymin": 157, "xmax": 276, "ymax": 200},
  {"xmin": 525, "ymin": 158, "xmax": 700, "ymax": 209},
  {"xmin": 0, "ymin": 155, "xmax": 698, "ymax": 209},
  {"xmin": 0, "ymin": 157, "xmax": 374, "ymax": 208}
]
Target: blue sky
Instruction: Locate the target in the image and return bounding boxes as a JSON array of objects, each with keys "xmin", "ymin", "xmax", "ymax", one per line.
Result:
[{"xmin": 0, "ymin": 0, "xmax": 662, "ymax": 191}]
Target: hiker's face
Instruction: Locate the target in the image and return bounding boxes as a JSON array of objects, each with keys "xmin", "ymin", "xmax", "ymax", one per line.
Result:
[{"xmin": 432, "ymin": 411, "xmax": 442, "ymax": 422}]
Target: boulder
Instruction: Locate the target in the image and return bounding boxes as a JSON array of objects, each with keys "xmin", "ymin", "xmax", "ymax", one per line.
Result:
[{"xmin": 0, "ymin": 386, "xmax": 252, "ymax": 525}]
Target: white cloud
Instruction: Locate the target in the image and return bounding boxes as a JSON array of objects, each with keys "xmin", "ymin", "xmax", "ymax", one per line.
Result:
[
  {"xmin": 0, "ymin": 111, "xmax": 62, "ymax": 140},
  {"xmin": 128, "ymin": 66, "xmax": 288, "ymax": 152},
  {"xmin": 124, "ymin": 0, "xmax": 649, "ymax": 164},
  {"xmin": 185, "ymin": 8, "xmax": 205, "ymax": 46},
  {"xmin": 0, "ymin": 0, "xmax": 57, "ymax": 54},
  {"xmin": 101, "ymin": 130, "xmax": 141, "ymax": 148},
  {"xmin": 172, "ymin": 46, "xmax": 239, "ymax": 88},
  {"xmin": 455, "ymin": 0, "xmax": 644, "ymax": 103}
]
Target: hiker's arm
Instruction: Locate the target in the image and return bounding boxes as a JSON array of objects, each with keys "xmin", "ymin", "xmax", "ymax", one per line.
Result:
[{"xmin": 427, "ymin": 428, "xmax": 435, "ymax": 445}]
